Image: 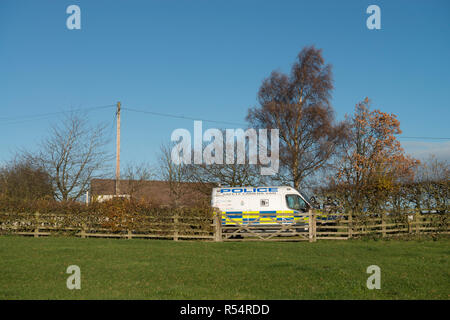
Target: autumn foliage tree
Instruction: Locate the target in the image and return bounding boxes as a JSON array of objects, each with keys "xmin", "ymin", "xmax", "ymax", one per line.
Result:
[
  {"xmin": 247, "ymin": 46, "xmax": 347, "ymax": 190},
  {"xmin": 329, "ymin": 98, "xmax": 419, "ymax": 212}
]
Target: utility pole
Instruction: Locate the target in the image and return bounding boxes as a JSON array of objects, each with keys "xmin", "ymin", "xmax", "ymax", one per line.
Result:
[{"xmin": 115, "ymin": 101, "xmax": 121, "ymax": 196}]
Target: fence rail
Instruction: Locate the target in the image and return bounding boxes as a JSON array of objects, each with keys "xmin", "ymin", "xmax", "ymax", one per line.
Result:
[
  {"xmin": 314, "ymin": 211, "xmax": 449, "ymax": 240},
  {"xmin": 0, "ymin": 210, "xmax": 448, "ymax": 242},
  {"xmin": 0, "ymin": 212, "xmax": 216, "ymax": 241}
]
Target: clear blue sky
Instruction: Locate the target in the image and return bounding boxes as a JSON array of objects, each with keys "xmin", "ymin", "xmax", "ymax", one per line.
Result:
[{"xmin": 1, "ymin": 0, "xmax": 449, "ymax": 173}]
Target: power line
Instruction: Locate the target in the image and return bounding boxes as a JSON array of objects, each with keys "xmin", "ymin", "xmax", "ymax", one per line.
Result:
[
  {"xmin": 0, "ymin": 104, "xmax": 116, "ymax": 125},
  {"xmin": 104, "ymin": 110, "xmax": 118, "ymax": 143},
  {"xmin": 398, "ymin": 136, "xmax": 450, "ymax": 140},
  {"xmin": 124, "ymin": 106, "xmax": 450, "ymax": 140},
  {"xmin": 0, "ymin": 114, "xmax": 61, "ymax": 126},
  {"xmin": 123, "ymin": 106, "xmax": 247, "ymax": 127},
  {"xmin": 2, "ymin": 103, "xmax": 449, "ymax": 141}
]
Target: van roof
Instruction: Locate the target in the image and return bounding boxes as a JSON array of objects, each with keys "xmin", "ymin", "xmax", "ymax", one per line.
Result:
[
  {"xmin": 212, "ymin": 186, "xmax": 312, "ymax": 205},
  {"xmin": 212, "ymin": 186, "xmax": 294, "ymax": 190}
]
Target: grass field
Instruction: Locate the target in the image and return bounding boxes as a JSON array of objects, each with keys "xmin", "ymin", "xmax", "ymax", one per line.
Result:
[{"xmin": 0, "ymin": 236, "xmax": 448, "ymax": 299}]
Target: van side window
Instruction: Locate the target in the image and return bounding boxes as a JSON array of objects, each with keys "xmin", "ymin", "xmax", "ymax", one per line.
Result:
[{"xmin": 285, "ymin": 194, "xmax": 306, "ymax": 211}]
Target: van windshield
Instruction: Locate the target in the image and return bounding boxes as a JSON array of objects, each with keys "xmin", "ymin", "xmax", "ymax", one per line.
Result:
[
  {"xmin": 299, "ymin": 191, "xmax": 311, "ymax": 205},
  {"xmin": 285, "ymin": 194, "xmax": 307, "ymax": 211}
]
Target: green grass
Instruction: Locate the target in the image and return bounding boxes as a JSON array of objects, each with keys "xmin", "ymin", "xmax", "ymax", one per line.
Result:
[{"xmin": 0, "ymin": 236, "xmax": 448, "ymax": 299}]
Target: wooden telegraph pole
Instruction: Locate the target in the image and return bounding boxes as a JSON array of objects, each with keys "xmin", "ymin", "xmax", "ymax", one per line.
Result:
[{"xmin": 115, "ymin": 101, "xmax": 121, "ymax": 196}]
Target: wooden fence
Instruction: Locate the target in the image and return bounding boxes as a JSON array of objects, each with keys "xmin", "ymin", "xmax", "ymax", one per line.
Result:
[
  {"xmin": 315, "ymin": 211, "xmax": 449, "ymax": 240},
  {"xmin": 0, "ymin": 212, "xmax": 216, "ymax": 241},
  {"xmin": 0, "ymin": 210, "xmax": 448, "ymax": 242}
]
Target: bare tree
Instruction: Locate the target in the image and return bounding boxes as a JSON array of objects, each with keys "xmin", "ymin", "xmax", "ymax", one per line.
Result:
[
  {"xmin": 122, "ymin": 162, "xmax": 153, "ymax": 199},
  {"xmin": 413, "ymin": 155, "xmax": 449, "ymax": 211},
  {"xmin": 31, "ymin": 113, "xmax": 112, "ymax": 201},
  {"xmin": 158, "ymin": 143, "xmax": 191, "ymax": 207},
  {"xmin": 186, "ymin": 135, "xmax": 267, "ymax": 194},
  {"xmin": 188, "ymin": 163, "xmax": 263, "ymax": 193},
  {"xmin": 247, "ymin": 46, "xmax": 348, "ymax": 190}
]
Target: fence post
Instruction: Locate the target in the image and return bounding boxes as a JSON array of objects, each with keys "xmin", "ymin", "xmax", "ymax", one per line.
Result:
[
  {"xmin": 381, "ymin": 214, "xmax": 386, "ymax": 238},
  {"xmin": 34, "ymin": 212, "xmax": 40, "ymax": 238},
  {"xmin": 308, "ymin": 209, "xmax": 314, "ymax": 242},
  {"xmin": 408, "ymin": 214, "xmax": 412, "ymax": 233},
  {"xmin": 415, "ymin": 211, "xmax": 420, "ymax": 234},
  {"xmin": 81, "ymin": 223, "xmax": 86, "ymax": 239},
  {"xmin": 173, "ymin": 214, "xmax": 179, "ymax": 241},
  {"xmin": 348, "ymin": 212, "xmax": 353, "ymax": 239},
  {"xmin": 127, "ymin": 230, "xmax": 132, "ymax": 240},
  {"xmin": 214, "ymin": 212, "xmax": 222, "ymax": 242},
  {"xmin": 312, "ymin": 210, "xmax": 317, "ymax": 242}
]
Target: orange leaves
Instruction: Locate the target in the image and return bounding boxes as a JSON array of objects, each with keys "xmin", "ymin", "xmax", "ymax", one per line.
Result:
[
  {"xmin": 0, "ymin": 195, "xmax": 214, "ymax": 234},
  {"xmin": 331, "ymin": 98, "xmax": 420, "ymax": 211}
]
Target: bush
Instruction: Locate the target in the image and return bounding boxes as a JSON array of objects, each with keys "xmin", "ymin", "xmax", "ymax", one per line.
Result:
[{"xmin": 0, "ymin": 196, "xmax": 214, "ymax": 235}]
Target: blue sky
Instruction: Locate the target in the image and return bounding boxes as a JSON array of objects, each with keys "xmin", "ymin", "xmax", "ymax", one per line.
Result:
[{"xmin": 1, "ymin": 0, "xmax": 449, "ymax": 174}]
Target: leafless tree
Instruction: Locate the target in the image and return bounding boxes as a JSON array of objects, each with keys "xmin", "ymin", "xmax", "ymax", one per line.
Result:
[
  {"xmin": 247, "ymin": 46, "xmax": 348, "ymax": 190},
  {"xmin": 158, "ymin": 143, "xmax": 192, "ymax": 206},
  {"xmin": 186, "ymin": 135, "xmax": 267, "ymax": 195},
  {"xmin": 412, "ymin": 155, "xmax": 449, "ymax": 211},
  {"xmin": 122, "ymin": 162, "xmax": 153, "ymax": 199},
  {"xmin": 30, "ymin": 112, "xmax": 112, "ymax": 201},
  {"xmin": 188, "ymin": 163, "xmax": 263, "ymax": 193}
]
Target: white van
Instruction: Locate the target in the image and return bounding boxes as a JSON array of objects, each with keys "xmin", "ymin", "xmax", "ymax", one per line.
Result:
[{"xmin": 211, "ymin": 186, "xmax": 312, "ymax": 226}]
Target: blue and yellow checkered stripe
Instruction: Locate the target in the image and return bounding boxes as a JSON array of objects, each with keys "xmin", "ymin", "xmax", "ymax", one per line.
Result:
[{"xmin": 221, "ymin": 210, "xmax": 308, "ymax": 225}]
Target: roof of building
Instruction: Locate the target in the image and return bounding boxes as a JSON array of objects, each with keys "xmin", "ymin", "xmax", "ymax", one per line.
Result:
[{"xmin": 90, "ymin": 179, "xmax": 210, "ymax": 207}]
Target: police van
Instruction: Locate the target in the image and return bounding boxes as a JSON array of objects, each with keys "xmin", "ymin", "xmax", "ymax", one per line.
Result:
[{"xmin": 211, "ymin": 186, "xmax": 312, "ymax": 227}]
